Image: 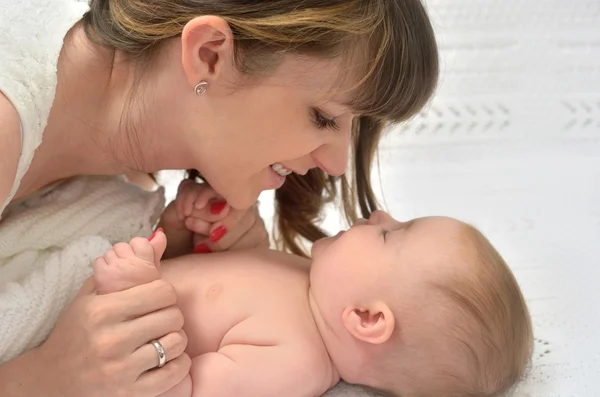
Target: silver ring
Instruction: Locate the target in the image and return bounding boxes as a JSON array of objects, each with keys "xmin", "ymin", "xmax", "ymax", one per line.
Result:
[{"xmin": 150, "ymin": 339, "xmax": 167, "ymax": 368}]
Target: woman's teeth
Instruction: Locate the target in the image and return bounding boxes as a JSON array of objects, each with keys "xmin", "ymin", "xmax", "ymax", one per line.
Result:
[{"xmin": 271, "ymin": 163, "xmax": 293, "ymax": 176}]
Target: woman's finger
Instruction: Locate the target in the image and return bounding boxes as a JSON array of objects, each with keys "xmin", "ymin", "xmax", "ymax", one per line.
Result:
[
  {"xmin": 99, "ymin": 280, "xmax": 178, "ymax": 322},
  {"xmin": 132, "ymin": 330, "xmax": 188, "ymax": 373},
  {"xmin": 135, "ymin": 353, "xmax": 192, "ymax": 397},
  {"xmin": 121, "ymin": 305, "xmax": 184, "ymax": 351},
  {"xmin": 76, "ymin": 276, "xmax": 97, "ymax": 297}
]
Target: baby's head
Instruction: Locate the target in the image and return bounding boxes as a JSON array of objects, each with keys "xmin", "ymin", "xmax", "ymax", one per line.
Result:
[{"xmin": 308, "ymin": 211, "xmax": 533, "ymax": 397}]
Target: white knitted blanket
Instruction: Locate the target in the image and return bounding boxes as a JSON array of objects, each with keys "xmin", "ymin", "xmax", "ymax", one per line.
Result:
[{"xmin": 0, "ymin": 175, "xmax": 165, "ymax": 364}]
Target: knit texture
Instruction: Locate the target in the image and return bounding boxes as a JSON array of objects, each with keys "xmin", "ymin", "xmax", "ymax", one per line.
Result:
[{"xmin": 0, "ymin": 175, "xmax": 164, "ymax": 364}]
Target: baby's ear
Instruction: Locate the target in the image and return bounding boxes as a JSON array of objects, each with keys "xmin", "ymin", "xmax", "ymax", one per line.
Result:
[{"xmin": 342, "ymin": 302, "xmax": 395, "ymax": 345}]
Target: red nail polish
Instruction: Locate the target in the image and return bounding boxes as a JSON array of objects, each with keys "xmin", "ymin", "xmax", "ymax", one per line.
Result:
[
  {"xmin": 193, "ymin": 243, "xmax": 212, "ymax": 254},
  {"xmin": 149, "ymin": 228, "xmax": 163, "ymax": 241},
  {"xmin": 210, "ymin": 201, "xmax": 227, "ymax": 215},
  {"xmin": 210, "ymin": 226, "xmax": 227, "ymax": 243}
]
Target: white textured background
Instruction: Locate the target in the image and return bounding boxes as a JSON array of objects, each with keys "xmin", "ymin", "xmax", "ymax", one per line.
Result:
[{"xmin": 160, "ymin": 0, "xmax": 600, "ymax": 395}]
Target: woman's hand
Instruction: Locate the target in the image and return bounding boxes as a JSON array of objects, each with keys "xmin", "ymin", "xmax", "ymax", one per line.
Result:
[
  {"xmin": 160, "ymin": 180, "xmax": 270, "ymax": 256},
  {"xmin": 28, "ymin": 278, "xmax": 190, "ymax": 397}
]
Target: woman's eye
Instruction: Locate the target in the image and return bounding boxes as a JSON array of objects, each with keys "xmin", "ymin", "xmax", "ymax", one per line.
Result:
[{"xmin": 312, "ymin": 108, "xmax": 339, "ymax": 131}]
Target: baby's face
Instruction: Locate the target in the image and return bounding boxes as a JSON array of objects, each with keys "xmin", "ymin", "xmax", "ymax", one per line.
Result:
[
  {"xmin": 310, "ymin": 211, "xmax": 470, "ymax": 338},
  {"xmin": 311, "ymin": 210, "xmax": 467, "ymax": 299}
]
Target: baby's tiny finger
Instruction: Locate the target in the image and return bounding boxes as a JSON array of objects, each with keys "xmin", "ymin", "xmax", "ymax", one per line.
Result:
[
  {"xmin": 184, "ymin": 217, "xmax": 211, "ymax": 236},
  {"xmin": 92, "ymin": 256, "xmax": 108, "ymax": 274},
  {"xmin": 175, "ymin": 180, "xmax": 194, "ymax": 220},
  {"xmin": 182, "ymin": 191, "xmax": 198, "ymax": 218},
  {"xmin": 193, "ymin": 187, "xmax": 221, "ymax": 211},
  {"xmin": 104, "ymin": 248, "xmax": 118, "ymax": 264},
  {"xmin": 188, "ymin": 200, "xmax": 231, "ymax": 222},
  {"xmin": 175, "ymin": 198, "xmax": 185, "ymax": 221}
]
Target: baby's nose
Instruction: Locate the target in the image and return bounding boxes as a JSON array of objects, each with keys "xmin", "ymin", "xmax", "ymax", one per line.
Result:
[
  {"xmin": 368, "ymin": 210, "xmax": 408, "ymax": 231},
  {"xmin": 354, "ymin": 218, "xmax": 368, "ymax": 226},
  {"xmin": 367, "ymin": 210, "xmax": 392, "ymax": 225}
]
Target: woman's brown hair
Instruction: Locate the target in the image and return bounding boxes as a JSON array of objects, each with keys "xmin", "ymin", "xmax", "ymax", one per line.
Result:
[{"xmin": 82, "ymin": 0, "xmax": 439, "ymax": 256}]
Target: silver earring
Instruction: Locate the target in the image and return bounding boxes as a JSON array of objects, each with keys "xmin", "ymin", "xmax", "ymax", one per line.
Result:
[{"xmin": 194, "ymin": 81, "xmax": 208, "ymax": 96}]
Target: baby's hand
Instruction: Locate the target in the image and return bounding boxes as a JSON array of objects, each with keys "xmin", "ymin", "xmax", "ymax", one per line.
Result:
[
  {"xmin": 163, "ymin": 179, "xmax": 269, "ymax": 257},
  {"xmin": 93, "ymin": 230, "xmax": 166, "ymax": 295},
  {"xmin": 178, "ymin": 180, "xmax": 270, "ymax": 253},
  {"xmin": 158, "ymin": 180, "xmax": 231, "ymax": 258},
  {"xmin": 175, "ymin": 180, "xmax": 230, "ymax": 231}
]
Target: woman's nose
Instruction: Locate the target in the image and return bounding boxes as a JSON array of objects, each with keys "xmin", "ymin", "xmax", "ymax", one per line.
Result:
[
  {"xmin": 311, "ymin": 128, "xmax": 351, "ymax": 177},
  {"xmin": 312, "ymin": 147, "xmax": 348, "ymax": 177}
]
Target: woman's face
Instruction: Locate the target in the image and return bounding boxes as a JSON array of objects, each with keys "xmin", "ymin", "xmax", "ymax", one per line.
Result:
[
  {"xmin": 149, "ymin": 18, "xmax": 359, "ymax": 210},
  {"xmin": 189, "ymin": 55, "xmax": 356, "ymax": 210}
]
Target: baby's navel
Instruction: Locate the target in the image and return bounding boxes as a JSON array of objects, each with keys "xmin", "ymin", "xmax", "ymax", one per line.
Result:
[{"xmin": 205, "ymin": 283, "xmax": 223, "ymax": 302}]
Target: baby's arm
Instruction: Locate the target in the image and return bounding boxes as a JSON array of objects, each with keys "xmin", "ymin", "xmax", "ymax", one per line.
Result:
[
  {"xmin": 155, "ymin": 345, "xmax": 302, "ymax": 397},
  {"xmin": 188, "ymin": 345, "xmax": 325, "ymax": 397}
]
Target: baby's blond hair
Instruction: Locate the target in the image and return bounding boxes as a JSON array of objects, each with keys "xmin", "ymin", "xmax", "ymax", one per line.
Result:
[
  {"xmin": 370, "ymin": 223, "xmax": 533, "ymax": 397},
  {"xmin": 429, "ymin": 224, "xmax": 533, "ymax": 396}
]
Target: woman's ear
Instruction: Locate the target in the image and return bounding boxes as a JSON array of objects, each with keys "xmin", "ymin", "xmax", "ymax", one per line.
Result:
[
  {"xmin": 342, "ymin": 302, "xmax": 395, "ymax": 345},
  {"xmin": 180, "ymin": 15, "xmax": 234, "ymax": 87}
]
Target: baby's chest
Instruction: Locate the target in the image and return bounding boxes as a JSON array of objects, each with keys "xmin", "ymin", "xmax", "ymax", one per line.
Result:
[{"xmin": 182, "ymin": 277, "xmax": 308, "ymax": 356}]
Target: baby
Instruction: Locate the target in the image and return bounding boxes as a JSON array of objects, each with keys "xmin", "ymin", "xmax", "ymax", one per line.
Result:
[{"xmin": 92, "ymin": 183, "xmax": 533, "ymax": 397}]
